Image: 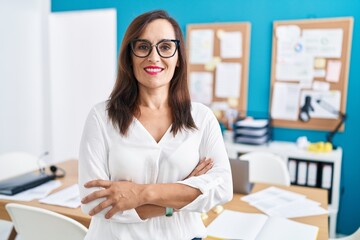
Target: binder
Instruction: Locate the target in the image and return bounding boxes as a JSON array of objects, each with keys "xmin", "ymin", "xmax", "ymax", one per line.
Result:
[
  {"xmin": 0, "ymin": 172, "xmax": 55, "ymax": 196},
  {"xmin": 288, "ymin": 159, "xmax": 297, "ymax": 184},
  {"xmin": 297, "ymin": 162, "xmax": 307, "ymax": 185},
  {"xmin": 307, "ymin": 163, "xmax": 318, "ymax": 186},
  {"xmin": 321, "ymin": 164, "xmax": 332, "ymax": 189}
]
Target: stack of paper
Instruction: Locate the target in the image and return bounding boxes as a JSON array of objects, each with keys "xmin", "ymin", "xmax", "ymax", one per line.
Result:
[
  {"xmin": 233, "ymin": 119, "xmax": 270, "ymax": 145},
  {"xmin": 241, "ymin": 186, "xmax": 328, "ymax": 218}
]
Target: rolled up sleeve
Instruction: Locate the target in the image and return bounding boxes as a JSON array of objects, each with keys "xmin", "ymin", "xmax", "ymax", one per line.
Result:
[
  {"xmin": 79, "ymin": 107, "xmax": 146, "ymax": 223},
  {"xmin": 177, "ymin": 110, "xmax": 233, "ymax": 212}
]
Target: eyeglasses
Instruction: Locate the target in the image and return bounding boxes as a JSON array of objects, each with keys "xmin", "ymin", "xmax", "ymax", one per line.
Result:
[{"xmin": 130, "ymin": 39, "xmax": 180, "ymax": 58}]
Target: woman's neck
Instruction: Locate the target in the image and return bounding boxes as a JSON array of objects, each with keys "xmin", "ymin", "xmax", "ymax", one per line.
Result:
[{"xmin": 138, "ymin": 89, "xmax": 169, "ymax": 110}]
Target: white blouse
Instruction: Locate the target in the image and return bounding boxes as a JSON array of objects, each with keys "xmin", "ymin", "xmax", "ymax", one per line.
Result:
[{"xmin": 79, "ymin": 101, "xmax": 233, "ymax": 240}]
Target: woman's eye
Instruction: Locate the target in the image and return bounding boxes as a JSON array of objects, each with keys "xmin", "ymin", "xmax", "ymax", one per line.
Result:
[
  {"xmin": 138, "ymin": 44, "xmax": 149, "ymax": 50},
  {"xmin": 160, "ymin": 44, "xmax": 171, "ymax": 51}
]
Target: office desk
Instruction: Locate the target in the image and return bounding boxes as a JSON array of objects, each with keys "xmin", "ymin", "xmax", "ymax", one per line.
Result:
[
  {"xmin": 0, "ymin": 159, "xmax": 91, "ymax": 239},
  {"xmin": 0, "ymin": 160, "xmax": 328, "ymax": 240},
  {"xmin": 203, "ymin": 184, "xmax": 328, "ymax": 240}
]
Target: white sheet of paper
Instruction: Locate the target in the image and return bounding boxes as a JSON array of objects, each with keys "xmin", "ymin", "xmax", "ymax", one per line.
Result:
[
  {"xmin": 207, "ymin": 210, "xmax": 268, "ymax": 240},
  {"xmin": 0, "ymin": 180, "xmax": 61, "ymax": 201},
  {"xmin": 215, "ymin": 62, "xmax": 241, "ymax": 98},
  {"xmin": 276, "ymin": 54, "xmax": 313, "ymax": 81},
  {"xmin": 189, "ymin": 29, "xmax": 214, "ymax": 64},
  {"xmin": 240, "ymin": 187, "xmax": 327, "ymax": 218},
  {"xmin": 256, "ymin": 216, "xmax": 319, "ymax": 240},
  {"xmin": 241, "ymin": 186, "xmax": 305, "ymax": 204},
  {"xmin": 302, "ymin": 29, "xmax": 343, "ymax": 58},
  {"xmin": 189, "ymin": 72, "xmax": 213, "ymax": 105},
  {"xmin": 267, "ymin": 199, "xmax": 327, "ymax": 218},
  {"xmin": 313, "ymin": 69, "xmax": 326, "ymax": 78},
  {"xmin": 313, "ymin": 81, "xmax": 330, "ymax": 91},
  {"xmin": 250, "ymin": 191, "xmax": 306, "ymax": 213},
  {"xmin": 326, "ymin": 60, "xmax": 342, "ymax": 82},
  {"xmin": 276, "ymin": 39, "xmax": 303, "ymax": 63},
  {"xmin": 39, "ymin": 184, "xmax": 81, "ymax": 208},
  {"xmin": 220, "ymin": 31, "xmax": 242, "ymax": 58},
  {"xmin": 276, "ymin": 25, "xmax": 301, "ymax": 42},
  {"xmin": 300, "ymin": 90, "xmax": 341, "ymax": 119},
  {"xmin": 271, "ymin": 82, "xmax": 301, "ymax": 120}
]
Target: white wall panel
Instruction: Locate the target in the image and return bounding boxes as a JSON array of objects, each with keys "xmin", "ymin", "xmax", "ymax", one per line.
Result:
[
  {"xmin": 49, "ymin": 9, "xmax": 117, "ymax": 162},
  {"xmin": 0, "ymin": 0, "xmax": 50, "ymax": 156}
]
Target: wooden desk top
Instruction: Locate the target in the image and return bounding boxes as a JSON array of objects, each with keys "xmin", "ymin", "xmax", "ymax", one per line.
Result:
[
  {"xmin": 0, "ymin": 160, "xmax": 328, "ymax": 239},
  {"xmin": 0, "ymin": 159, "xmax": 91, "ymax": 228}
]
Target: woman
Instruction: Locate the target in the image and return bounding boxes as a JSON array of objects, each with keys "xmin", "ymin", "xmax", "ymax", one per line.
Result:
[{"xmin": 79, "ymin": 10, "xmax": 232, "ymax": 240}]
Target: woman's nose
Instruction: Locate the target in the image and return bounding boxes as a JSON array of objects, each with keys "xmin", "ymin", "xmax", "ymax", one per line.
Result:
[{"xmin": 147, "ymin": 46, "xmax": 160, "ymax": 63}]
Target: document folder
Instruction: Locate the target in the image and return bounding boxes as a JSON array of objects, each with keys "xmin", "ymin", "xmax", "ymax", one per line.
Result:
[{"xmin": 0, "ymin": 172, "xmax": 55, "ymax": 196}]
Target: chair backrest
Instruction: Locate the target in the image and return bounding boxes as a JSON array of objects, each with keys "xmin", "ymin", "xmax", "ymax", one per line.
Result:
[
  {"xmin": 0, "ymin": 152, "xmax": 39, "ymax": 181},
  {"xmin": 6, "ymin": 203, "xmax": 87, "ymax": 240},
  {"xmin": 239, "ymin": 151, "xmax": 291, "ymax": 186}
]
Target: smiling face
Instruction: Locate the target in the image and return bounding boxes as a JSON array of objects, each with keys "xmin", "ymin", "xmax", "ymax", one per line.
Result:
[{"xmin": 131, "ymin": 19, "xmax": 179, "ymax": 92}]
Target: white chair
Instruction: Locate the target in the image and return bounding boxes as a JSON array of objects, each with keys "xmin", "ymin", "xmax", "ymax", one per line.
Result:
[
  {"xmin": 6, "ymin": 203, "xmax": 87, "ymax": 240},
  {"xmin": 0, "ymin": 152, "xmax": 39, "ymax": 181},
  {"xmin": 239, "ymin": 151, "xmax": 291, "ymax": 186},
  {"xmin": 329, "ymin": 227, "xmax": 360, "ymax": 240},
  {"xmin": 0, "ymin": 152, "xmax": 40, "ymax": 240}
]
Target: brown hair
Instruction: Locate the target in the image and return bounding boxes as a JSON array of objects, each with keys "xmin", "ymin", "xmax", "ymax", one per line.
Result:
[{"xmin": 107, "ymin": 10, "xmax": 196, "ymax": 136}]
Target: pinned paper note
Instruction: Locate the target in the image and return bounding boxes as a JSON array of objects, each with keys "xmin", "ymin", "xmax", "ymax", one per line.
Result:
[
  {"xmin": 299, "ymin": 90, "xmax": 341, "ymax": 119},
  {"xmin": 313, "ymin": 69, "xmax": 326, "ymax": 78},
  {"xmin": 216, "ymin": 29, "xmax": 225, "ymax": 39},
  {"xmin": 227, "ymin": 97, "xmax": 238, "ymax": 108},
  {"xmin": 276, "ymin": 54, "xmax": 313, "ymax": 81},
  {"xmin": 189, "ymin": 72, "xmax": 213, "ymax": 105},
  {"xmin": 204, "ymin": 56, "xmax": 221, "ymax": 71},
  {"xmin": 314, "ymin": 58, "xmax": 326, "ymax": 69},
  {"xmin": 326, "ymin": 60, "xmax": 342, "ymax": 82},
  {"xmin": 189, "ymin": 29, "xmax": 214, "ymax": 64},
  {"xmin": 271, "ymin": 82, "xmax": 301, "ymax": 120},
  {"xmin": 276, "ymin": 25, "xmax": 301, "ymax": 42},
  {"xmin": 302, "ymin": 28, "xmax": 343, "ymax": 58},
  {"xmin": 220, "ymin": 31, "xmax": 242, "ymax": 58},
  {"xmin": 312, "ymin": 81, "xmax": 330, "ymax": 91},
  {"xmin": 215, "ymin": 62, "xmax": 241, "ymax": 98}
]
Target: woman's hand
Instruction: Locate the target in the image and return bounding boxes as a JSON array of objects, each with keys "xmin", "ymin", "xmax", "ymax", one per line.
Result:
[
  {"xmin": 82, "ymin": 158, "xmax": 213, "ymax": 219},
  {"xmin": 185, "ymin": 158, "xmax": 213, "ymax": 179},
  {"xmin": 81, "ymin": 180, "xmax": 145, "ymax": 219}
]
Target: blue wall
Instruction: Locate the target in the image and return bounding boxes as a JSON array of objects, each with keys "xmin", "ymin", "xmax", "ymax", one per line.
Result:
[{"xmin": 52, "ymin": 0, "xmax": 360, "ymax": 235}]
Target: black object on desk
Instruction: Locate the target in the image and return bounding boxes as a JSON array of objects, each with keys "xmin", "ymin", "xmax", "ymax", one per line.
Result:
[{"xmin": 0, "ymin": 172, "xmax": 55, "ymax": 196}]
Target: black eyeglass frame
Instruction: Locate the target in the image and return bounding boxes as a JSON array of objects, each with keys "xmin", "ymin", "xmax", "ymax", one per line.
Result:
[{"xmin": 130, "ymin": 39, "xmax": 180, "ymax": 58}]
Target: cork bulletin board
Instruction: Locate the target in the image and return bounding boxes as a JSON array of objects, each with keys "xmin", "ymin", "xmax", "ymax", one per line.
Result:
[
  {"xmin": 186, "ymin": 22, "xmax": 251, "ymax": 116},
  {"xmin": 270, "ymin": 17, "xmax": 353, "ymax": 131}
]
